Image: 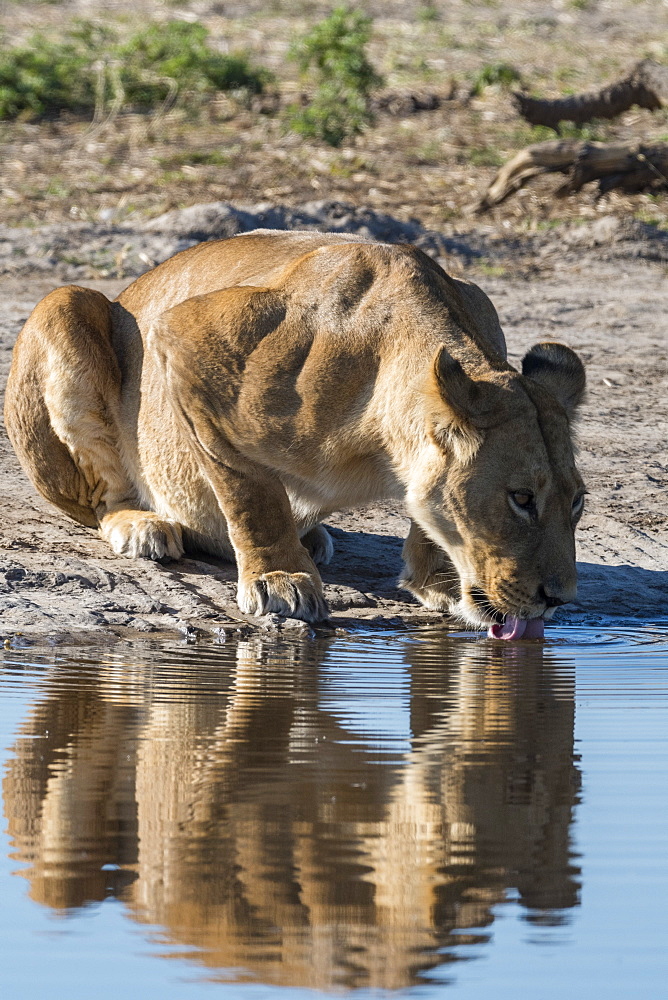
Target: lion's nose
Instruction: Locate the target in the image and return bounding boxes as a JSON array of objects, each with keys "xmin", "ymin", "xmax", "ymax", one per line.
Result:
[{"xmin": 536, "ymin": 583, "xmax": 572, "ymax": 608}]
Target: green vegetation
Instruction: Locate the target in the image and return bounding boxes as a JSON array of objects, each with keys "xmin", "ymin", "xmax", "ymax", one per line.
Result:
[
  {"xmin": 414, "ymin": 139, "xmax": 443, "ymax": 164},
  {"xmin": 0, "ymin": 25, "xmax": 99, "ymax": 119},
  {"xmin": 509, "ymin": 123, "xmax": 563, "ymax": 147},
  {"xmin": 476, "ymin": 261, "xmax": 507, "ymax": 277},
  {"xmin": 417, "ymin": 2, "xmax": 441, "ymax": 24},
  {"xmin": 157, "ymin": 149, "xmax": 237, "ymax": 168},
  {"xmin": 287, "ymin": 6, "xmax": 383, "ymax": 146},
  {"xmin": 115, "ymin": 22, "xmax": 272, "ymax": 106},
  {"xmin": 558, "ymin": 120, "xmax": 608, "ymax": 141},
  {"xmin": 633, "ymin": 207, "xmax": 668, "ymax": 230},
  {"xmin": 468, "ymin": 145, "xmax": 504, "ymax": 168},
  {"xmin": 0, "ymin": 19, "xmax": 272, "ymax": 121},
  {"xmin": 470, "ymin": 62, "xmax": 522, "ymax": 96}
]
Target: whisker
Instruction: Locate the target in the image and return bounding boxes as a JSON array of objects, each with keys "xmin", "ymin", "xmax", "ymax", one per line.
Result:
[{"xmin": 422, "ymin": 577, "xmax": 459, "ymax": 591}]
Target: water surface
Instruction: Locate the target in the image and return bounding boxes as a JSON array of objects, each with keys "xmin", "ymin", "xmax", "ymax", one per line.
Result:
[{"xmin": 1, "ymin": 622, "xmax": 668, "ymax": 999}]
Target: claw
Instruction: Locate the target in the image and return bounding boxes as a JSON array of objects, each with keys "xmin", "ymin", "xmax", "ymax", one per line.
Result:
[{"xmin": 238, "ymin": 570, "xmax": 328, "ymax": 623}]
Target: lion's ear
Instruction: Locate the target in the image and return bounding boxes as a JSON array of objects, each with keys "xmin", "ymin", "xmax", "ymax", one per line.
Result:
[
  {"xmin": 426, "ymin": 345, "xmax": 497, "ymax": 463},
  {"xmin": 521, "ymin": 342, "xmax": 586, "ymax": 414}
]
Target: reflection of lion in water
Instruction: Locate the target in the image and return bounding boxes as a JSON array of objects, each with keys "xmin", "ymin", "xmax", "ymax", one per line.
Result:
[
  {"xmin": 4, "ymin": 231, "xmax": 585, "ymax": 626},
  {"xmin": 3, "ymin": 636, "xmax": 579, "ymax": 991}
]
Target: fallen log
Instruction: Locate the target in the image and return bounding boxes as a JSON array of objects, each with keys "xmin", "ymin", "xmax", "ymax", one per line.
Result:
[
  {"xmin": 513, "ymin": 59, "xmax": 668, "ymax": 131},
  {"xmin": 477, "ymin": 139, "xmax": 668, "ymax": 211}
]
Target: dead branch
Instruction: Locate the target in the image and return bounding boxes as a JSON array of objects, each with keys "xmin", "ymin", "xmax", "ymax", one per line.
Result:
[
  {"xmin": 513, "ymin": 59, "xmax": 668, "ymax": 131},
  {"xmin": 476, "ymin": 139, "xmax": 668, "ymax": 211}
]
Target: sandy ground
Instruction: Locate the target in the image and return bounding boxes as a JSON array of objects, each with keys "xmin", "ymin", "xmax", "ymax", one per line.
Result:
[{"xmin": 0, "ymin": 213, "xmax": 666, "ymax": 644}]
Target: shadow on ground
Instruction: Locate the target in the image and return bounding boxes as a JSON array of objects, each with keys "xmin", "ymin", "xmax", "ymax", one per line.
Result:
[
  {"xmin": 180, "ymin": 529, "xmax": 668, "ymax": 621},
  {"xmin": 575, "ymin": 561, "xmax": 668, "ymax": 618}
]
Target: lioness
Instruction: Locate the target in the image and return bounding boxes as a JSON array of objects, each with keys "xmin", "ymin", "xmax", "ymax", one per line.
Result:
[{"xmin": 4, "ymin": 231, "xmax": 586, "ymax": 636}]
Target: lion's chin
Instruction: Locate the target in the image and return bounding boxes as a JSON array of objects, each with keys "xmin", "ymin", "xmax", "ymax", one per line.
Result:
[
  {"xmin": 450, "ymin": 599, "xmax": 497, "ymax": 631},
  {"xmin": 453, "ymin": 599, "xmax": 546, "ymax": 640}
]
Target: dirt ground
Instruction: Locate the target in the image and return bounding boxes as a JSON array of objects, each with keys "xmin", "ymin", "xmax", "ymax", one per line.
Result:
[{"xmin": 0, "ymin": 206, "xmax": 666, "ymax": 644}]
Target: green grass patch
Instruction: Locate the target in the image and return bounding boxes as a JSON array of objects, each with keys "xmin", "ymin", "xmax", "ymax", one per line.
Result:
[
  {"xmin": 157, "ymin": 149, "xmax": 235, "ymax": 168},
  {"xmin": 558, "ymin": 120, "xmax": 608, "ymax": 141},
  {"xmin": 507, "ymin": 123, "xmax": 563, "ymax": 148},
  {"xmin": 0, "ymin": 19, "xmax": 273, "ymax": 121},
  {"xmin": 115, "ymin": 22, "xmax": 272, "ymax": 106},
  {"xmin": 286, "ymin": 6, "xmax": 383, "ymax": 146},
  {"xmin": 417, "ymin": 2, "xmax": 440, "ymax": 24},
  {"xmin": 412, "ymin": 139, "xmax": 443, "ymax": 164},
  {"xmin": 634, "ymin": 207, "xmax": 668, "ymax": 230},
  {"xmin": 468, "ymin": 145, "xmax": 503, "ymax": 167},
  {"xmin": 477, "ymin": 261, "xmax": 507, "ymax": 277},
  {"xmin": 470, "ymin": 62, "xmax": 522, "ymax": 96}
]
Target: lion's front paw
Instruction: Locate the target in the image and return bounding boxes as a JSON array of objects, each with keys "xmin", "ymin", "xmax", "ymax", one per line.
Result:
[
  {"xmin": 238, "ymin": 570, "xmax": 329, "ymax": 622},
  {"xmin": 101, "ymin": 511, "xmax": 184, "ymax": 562}
]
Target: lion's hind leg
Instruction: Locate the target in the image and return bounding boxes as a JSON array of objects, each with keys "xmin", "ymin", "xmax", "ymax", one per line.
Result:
[
  {"xmin": 99, "ymin": 510, "xmax": 184, "ymax": 562},
  {"xmin": 4, "ymin": 285, "xmax": 184, "ymax": 562}
]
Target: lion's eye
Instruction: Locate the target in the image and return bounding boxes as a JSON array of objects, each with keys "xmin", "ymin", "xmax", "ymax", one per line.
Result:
[
  {"xmin": 572, "ymin": 493, "xmax": 585, "ymax": 515},
  {"xmin": 511, "ymin": 491, "xmax": 534, "ymax": 509}
]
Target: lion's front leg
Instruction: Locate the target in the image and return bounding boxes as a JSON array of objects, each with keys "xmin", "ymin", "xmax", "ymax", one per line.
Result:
[
  {"xmin": 399, "ymin": 521, "xmax": 459, "ymax": 612},
  {"xmin": 173, "ymin": 412, "xmax": 327, "ymax": 623},
  {"xmin": 224, "ymin": 467, "xmax": 328, "ymax": 622},
  {"xmin": 150, "ymin": 292, "xmax": 328, "ymax": 623}
]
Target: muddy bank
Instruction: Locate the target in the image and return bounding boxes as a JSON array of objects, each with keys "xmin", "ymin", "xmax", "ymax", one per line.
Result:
[{"xmin": 0, "ymin": 211, "xmax": 666, "ymax": 644}]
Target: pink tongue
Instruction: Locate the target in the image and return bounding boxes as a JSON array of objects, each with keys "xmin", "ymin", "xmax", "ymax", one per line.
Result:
[{"xmin": 488, "ymin": 616, "xmax": 545, "ymax": 640}]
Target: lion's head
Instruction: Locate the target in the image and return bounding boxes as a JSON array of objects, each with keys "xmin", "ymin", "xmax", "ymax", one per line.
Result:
[{"xmin": 409, "ymin": 341, "xmax": 586, "ymax": 637}]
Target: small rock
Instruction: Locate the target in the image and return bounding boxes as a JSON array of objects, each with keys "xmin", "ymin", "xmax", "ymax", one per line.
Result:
[
  {"xmin": 257, "ymin": 613, "xmax": 284, "ymax": 629},
  {"xmin": 128, "ymin": 618, "xmax": 157, "ymax": 632},
  {"xmin": 142, "ymin": 202, "xmax": 255, "ymax": 240},
  {"xmin": 256, "ymin": 614, "xmax": 312, "ymax": 633},
  {"xmin": 5, "ymin": 633, "xmax": 32, "ymax": 647},
  {"xmin": 590, "ymin": 215, "xmax": 621, "ymax": 245},
  {"xmin": 175, "ymin": 619, "xmax": 202, "ymax": 641},
  {"xmin": 280, "ymin": 617, "xmax": 312, "ymax": 631},
  {"xmin": 234, "ymin": 625, "xmax": 253, "ymax": 638}
]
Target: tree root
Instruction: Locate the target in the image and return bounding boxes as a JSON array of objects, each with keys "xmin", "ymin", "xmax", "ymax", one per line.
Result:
[{"xmin": 477, "ymin": 139, "xmax": 668, "ymax": 211}]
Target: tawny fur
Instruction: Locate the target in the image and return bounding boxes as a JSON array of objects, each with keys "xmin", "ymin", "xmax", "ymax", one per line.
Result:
[{"xmin": 4, "ymin": 231, "xmax": 586, "ymax": 624}]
